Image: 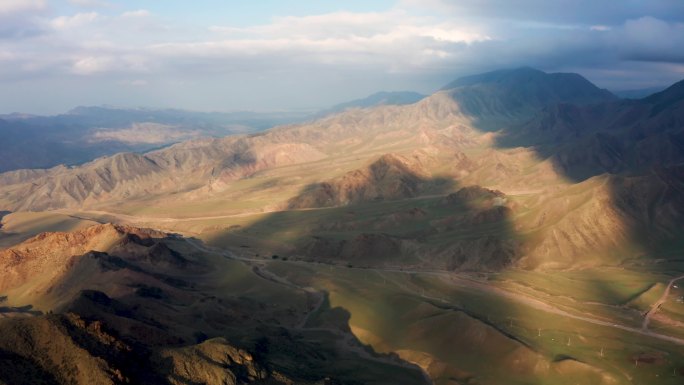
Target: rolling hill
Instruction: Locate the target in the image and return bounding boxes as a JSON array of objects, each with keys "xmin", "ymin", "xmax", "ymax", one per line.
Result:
[{"xmin": 0, "ymin": 106, "xmax": 312, "ymax": 173}]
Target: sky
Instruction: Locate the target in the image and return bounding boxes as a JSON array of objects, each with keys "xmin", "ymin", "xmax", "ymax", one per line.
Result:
[{"xmin": 1, "ymin": 0, "xmax": 684, "ymax": 114}]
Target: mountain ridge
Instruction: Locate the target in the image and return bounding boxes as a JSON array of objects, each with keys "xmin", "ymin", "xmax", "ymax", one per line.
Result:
[
  {"xmin": 0, "ymin": 68, "xmax": 674, "ymax": 214},
  {"xmin": 1, "ymin": 68, "xmax": 683, "ymax": 273},
  {"xmin": 439, "ymin": 67, "xmax": 616, "ymax": 123},
  {"xmin": 319, "ymin": 91, "xmax": 427, "ymax": 116}
]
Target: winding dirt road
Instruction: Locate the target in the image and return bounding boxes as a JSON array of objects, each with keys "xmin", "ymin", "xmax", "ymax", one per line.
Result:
[
  {"xmin": 185, "ymin": 237, "xmax": 684, "ymax": 347},
  {"xmin": 184, "ymin": 237, "xmax": 434, "ymax": 384},
  {"xmin": 642, "ymin": 274, "xmax": 684, "ymax": 331},
  {"xmin": 61, "ymin": 208, "xmax": 684, "ymax": 347}
]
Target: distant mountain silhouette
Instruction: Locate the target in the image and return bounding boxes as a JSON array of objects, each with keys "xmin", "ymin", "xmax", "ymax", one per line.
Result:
[
  {"xmin": 319, "ymin": 91, "xmax": 426, "ymax": 116},
  {"xmin": 613, "ymin": 86, "xmax": 667, "ymax": 99},
  {"xmin": 439, "ymin": 67, "xmax": 616, "ymax": 123},
  {"xmin": 0, "ymin": 107, "xmax": 311, "ymax": 173},
  {"xmin": 497, "ymin": 77, "xmax": 684, "ymax": 180}
]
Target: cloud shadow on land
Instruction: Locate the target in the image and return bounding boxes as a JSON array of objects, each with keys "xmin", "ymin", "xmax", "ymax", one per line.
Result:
[
  {"xmin": 0, "ymin": 223, "xmax": 431, "ymax": 384},
  {"xmin": 0, "ymin": 348, "xmax": 60, "ymax": 385},
  {"xmin": 481, "ymin": 80, "xmax": 684, "ymax": 381},
  {"xmin": 200, "ymin": 152, "xmax": 542, "ymax": 381},
  {"xmin": 491, "ymin": 80, "xmax": 684, "ymax": 268},
  {"xmin": 204, "ymin": 75, "xmax": 684, "ymax": 383},
  {"xmin": 241, "ymin": 290, "xmax": 430, "ymax": 385},
  {"xmin": 213, "ymin": 152, "xmax": 521, "ymax": 271}
]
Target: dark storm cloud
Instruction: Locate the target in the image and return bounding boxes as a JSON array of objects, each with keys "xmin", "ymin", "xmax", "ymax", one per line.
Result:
[
  {"xmin": 404, "ymin": 0, "xmax": 684, "ymax": 25},
  {"xmin": 1, "ymin": 1, "xmax": 683, "ymax": 113}
]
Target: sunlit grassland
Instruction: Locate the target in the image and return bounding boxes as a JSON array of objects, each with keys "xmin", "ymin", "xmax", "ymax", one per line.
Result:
[
  {"xmin": 265, "ymin": 261, "xmax": 684, "ymax": 385},
  {"xmin": 110, "ymin": 143, "xmax": 440, "ymax": 218},
  {"xmin": 492, "ymin": 268, "xmax": 667, "ymax": 306},
  {"xmin": 0, "ymin": 211, "xmax": 100, "ymax": 248}
]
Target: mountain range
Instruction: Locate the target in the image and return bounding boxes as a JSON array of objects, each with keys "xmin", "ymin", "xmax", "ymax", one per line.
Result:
[
  {"xmin": 3, "ymin": 68, "xmax": 683, "ymax": 270},
  {"xmin": 0, "ymin": 106, "xmax": 315, "ymax": 173},
  {"xmin": 0, "ymin": 93, "xmax": 432, "ymax": 174},
  {"xmin": 2, "ymin": 67, "xmax": 684, "ymax": 385}
]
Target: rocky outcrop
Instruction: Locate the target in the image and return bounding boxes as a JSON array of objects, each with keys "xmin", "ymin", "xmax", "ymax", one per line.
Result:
[
  {"xmin": 0, "ymin": 314, "xmax": 291, "ymax": 385},
  {"xmin": 156, "ymin": 338, "xmax": 269, "ymax": 385},
  {"xmin": 0, "ymin": 224, "xmax": 186, "ymax": 301}
]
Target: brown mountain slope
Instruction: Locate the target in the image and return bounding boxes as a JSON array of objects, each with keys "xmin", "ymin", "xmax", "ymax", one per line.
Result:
[
  {"xmin": 0, "ymin": 224, "xmax": 176, "ymax": 306},
  {"xmin": 287, "ymin": 153, "xmax": 435, "ymax": 209},
  {"xmin": 0, "ymin": 138, "xmax": 328, "ymax": 211},
  {"xmin": 0, "ymin": 68, "xmax": 616, "ymax": 212},
  {"xmin": 441, "ymin": 68, "xmax": 616, "ymax": 125},
  {"xmin": 0, "ymin": 313, "xmax": 292, "ymax": 385},
  {"xmin": 0, "ymin": 90, "xmax": 474, "ymax": 212},
  {"xmin": 232, "ymin": 185, "xmax": 518, "ymax": 270},
  {"xmin": 0, "ymin": 69, "xmax": 682, "ymax": 273},
  {"xmin": 0, "ymin": 224, "xmax": 429, "ymax": 384},
  {"xmin": 498, "ymin": 78, "xmax": 684, "ymax": 181}
]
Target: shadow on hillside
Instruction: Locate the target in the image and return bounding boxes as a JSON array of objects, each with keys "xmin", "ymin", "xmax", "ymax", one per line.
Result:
[
  {"xmin": 0, "ymin": 304, "xmax": 43, "ymax": 316},
  {"xmin": 1, "ymin": 221, "xmax": 431, "ymax": 384},
  {"xmin": 210, "ymin": 159, "xmax": 521, "ymax": 271},
  {"xmin": 0, "ymin": 349, "xmax": 60, "ymax": 385},
  {"xmin": 0, "ymin": 294, "xmax": 43, "ymax": 316},
  {"xmin": 244, "ymin": 291, "xmax": 430, "ymax": 384},
  {"xmin": 491, "ymin": 92, "xmax": 684, "ymax": 268},
  {"xmin": 206, "ymin": 86, "xmax": 684, "ymax": 382},
  {"xmin": 197, "ymin": 154, "xmax": 538, "ymax": 379},
  {"xmin": 482, "ymin": 89, "xmax": 684, "ymax": 380},
  {"xmin": 55, "ymin": 270, "xmax": 430, "ymax": 383}
]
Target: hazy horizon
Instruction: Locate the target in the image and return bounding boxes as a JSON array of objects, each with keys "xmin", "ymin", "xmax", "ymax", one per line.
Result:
[{"xmin": 1, "ymin": 0, "xmax": 683, "ymax": 114}]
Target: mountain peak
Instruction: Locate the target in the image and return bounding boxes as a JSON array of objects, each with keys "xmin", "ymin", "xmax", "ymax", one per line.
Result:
[
  {"xmin": 434, "ymin": 67, "xmax": 616, "ymax": 122},
  {"xmin": 442, "ymin": 67, "xmax": 546, "ymax": 89},
  {"xmin": 321, "ymin": 91, "xmax": 426, "ymax": 116},
  {"xmin": 643, "ymin": 78, "xmax": 684, "ymax": 105}
]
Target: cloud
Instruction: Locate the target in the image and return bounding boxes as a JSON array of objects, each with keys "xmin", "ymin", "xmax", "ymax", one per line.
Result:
[
  {"xmin": 71, "ymin": 56, "xmax": 113, "ymax": 75},
  {"xmin": 186, "ymin": 10, "xmax": 490, "ymax": 74},
  {"xmin": 51, "ymin": 12, "xmax": 99, "ymax": 30},
  {"xmin": 69, "ymin": 0, "xmax": 112, "ymax": 8},
  {"xmin": 0, "ymin": 51, "xmax": 16, "ymax": 62},
  {"xmin": 0, "ymin": 0, "xmax": 46, "ymax": 15},
  {"xmin": 212, "ymin": 10, "xmax": 489, "ymax": 43},
  {"xmin": 190, "ymin": 13, "xmax": 684, "ymax": 77},
  {"xmin": 121, "ymin": 9, "xmax": 150, "ymax": 18},
  {"xmin": 70, "ymin": 54, "xmax": 151, "ymax": 76},
  {"xmin": 120, "ymin": 79, "xmax": 148, "ymax": 87},
  {"xmin": 0, "ymin": 0, "xmax": 47, "ymax": 39},
  {"xmin": 617, "ymin": 16, "xmax": 684, "ymax": 62},
  {"xmin": 399, "ymin": 0, "xmax": 684, "ymax": 25},
  {"xmin": 0, "ymin": 2, "xmax": 683, "ymax": 113},
  {"xmin": 3, "ymin": 7, "xmax": 683, "ymax": 81}
]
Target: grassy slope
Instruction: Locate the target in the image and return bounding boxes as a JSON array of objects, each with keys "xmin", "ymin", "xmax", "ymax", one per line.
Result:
[
  {"xmin": 0, "ymin": 211, "xmax": 99, "ymax": 249},
  {"xmin": 266, "ymin": 261, "xmax": 684, "ymax": 385},
  {"xmin": 3, "ymin": 207, "xmax": 684, "ymax": 384}
]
